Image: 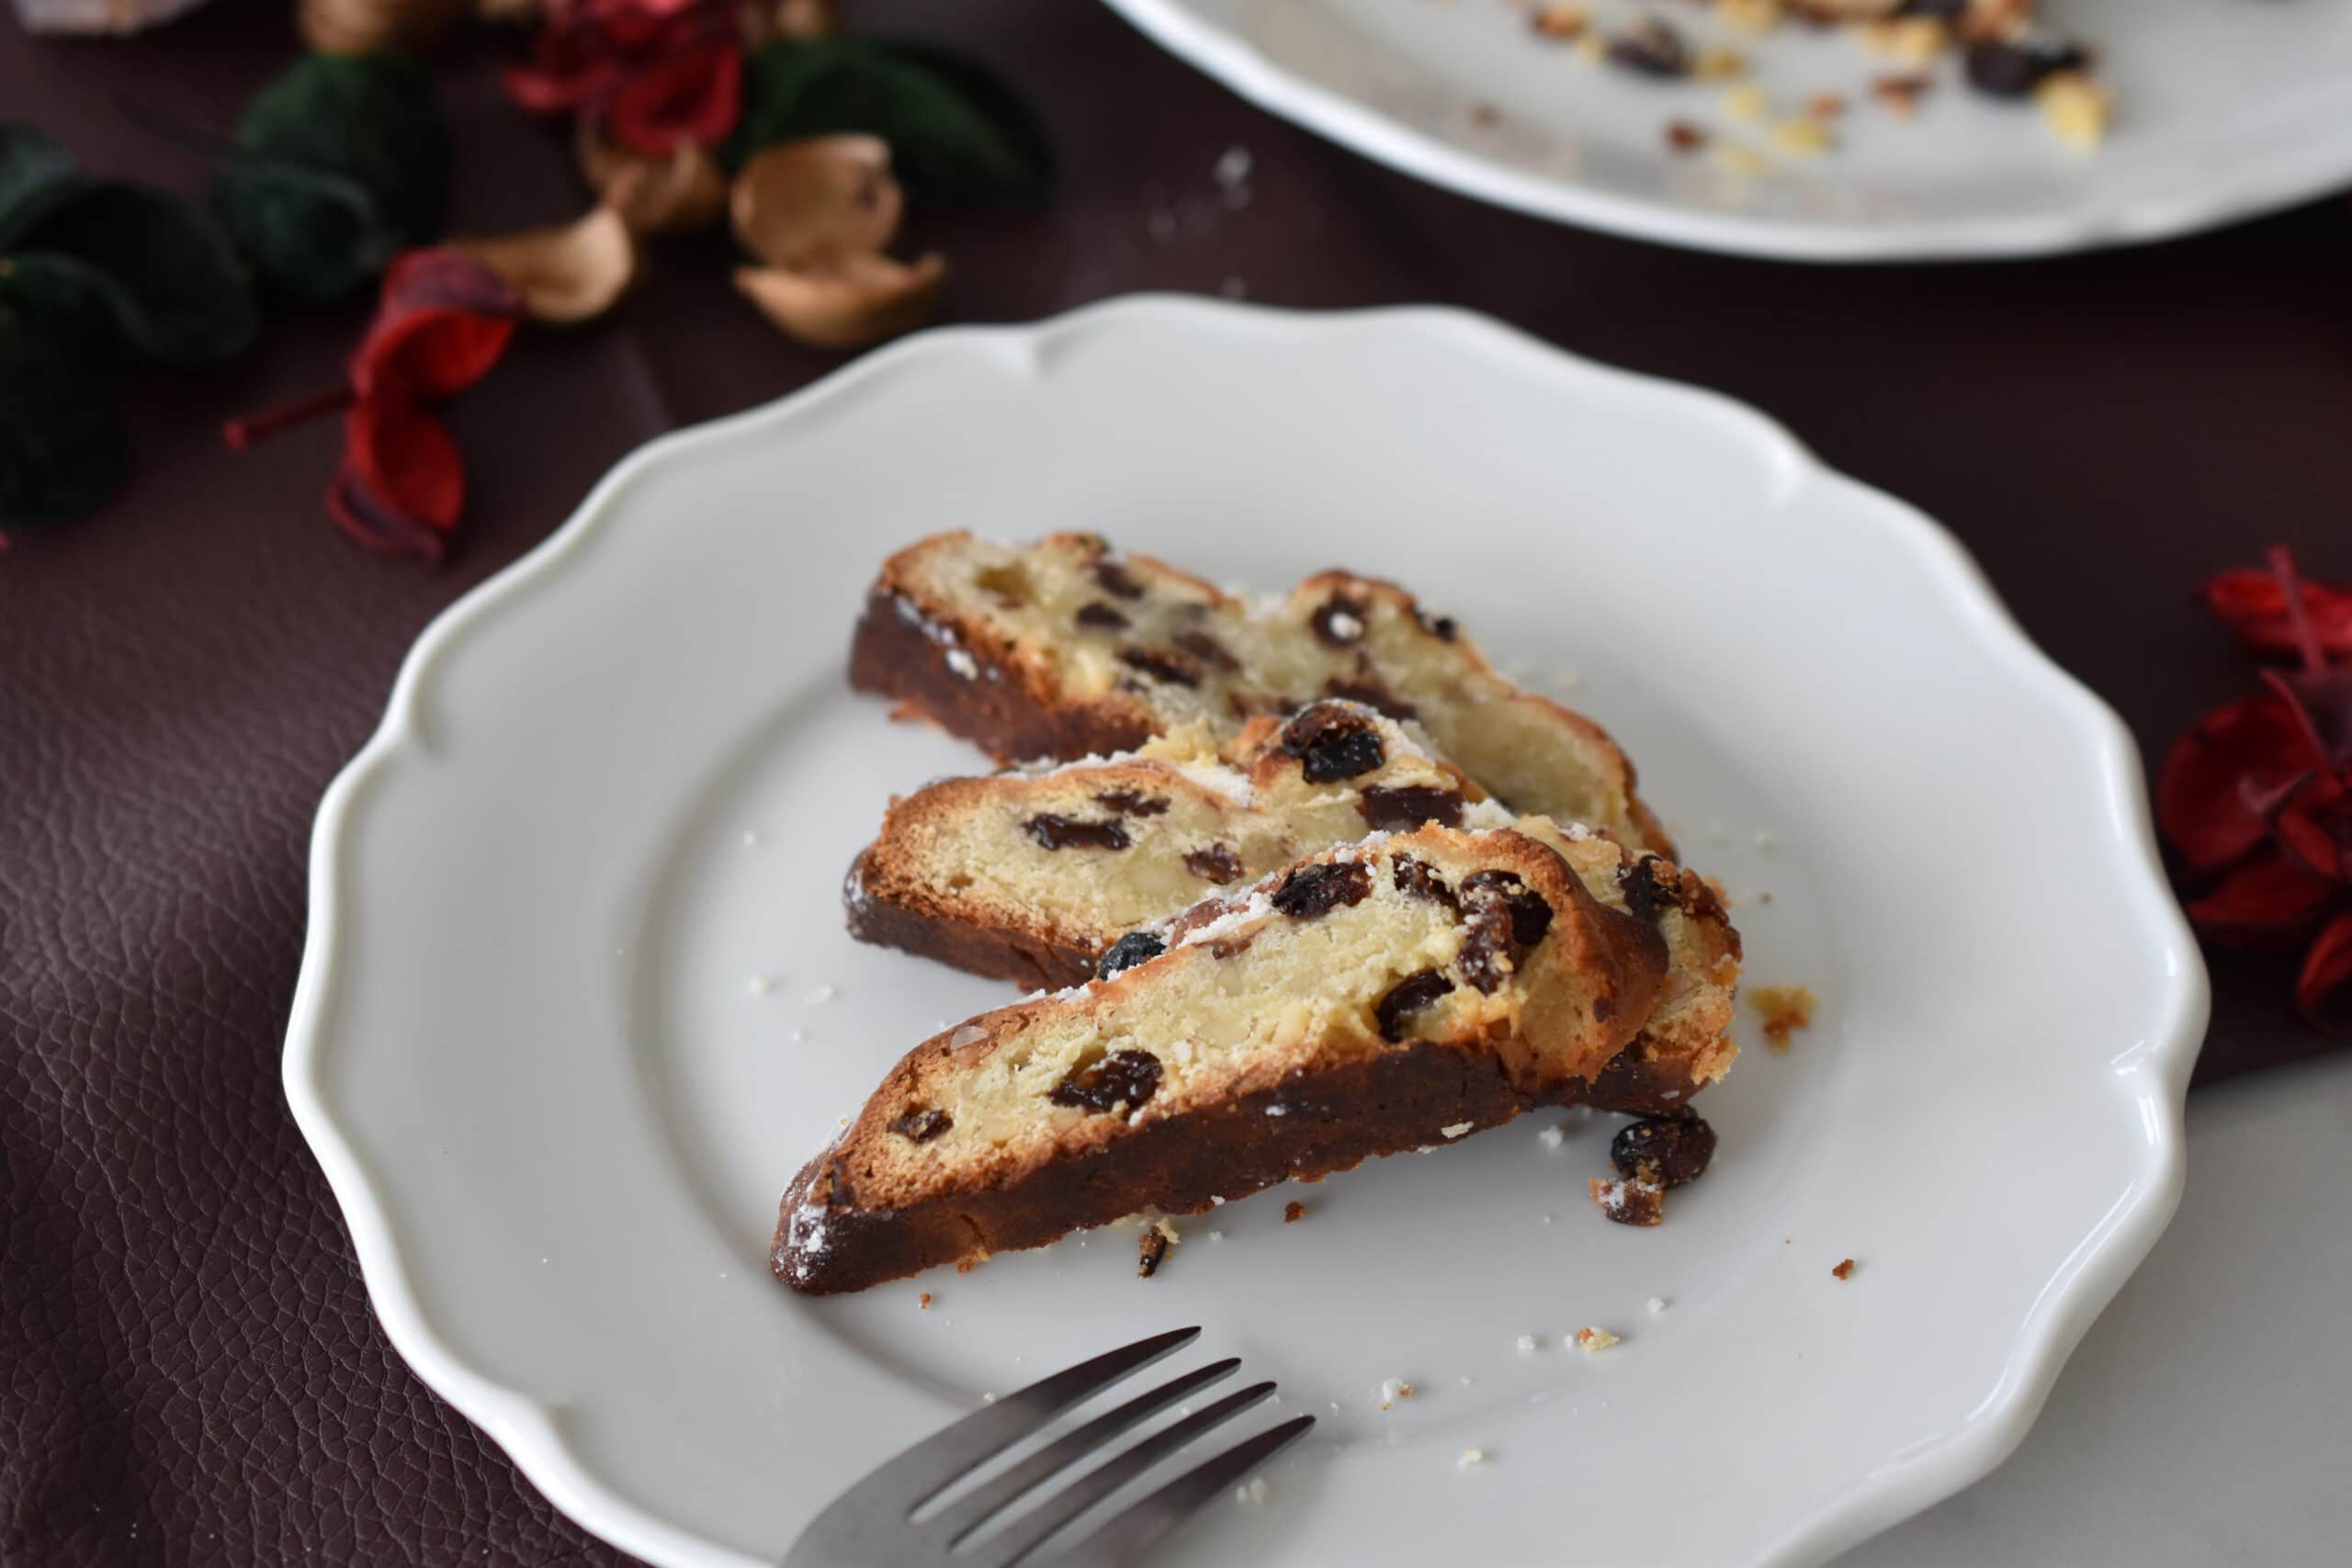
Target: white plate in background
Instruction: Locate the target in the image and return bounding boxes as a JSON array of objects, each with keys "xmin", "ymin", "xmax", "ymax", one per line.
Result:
[
  {"xmin": 1103, "ymin": 0, "xmax": 2352, "ymax": 260},
  {"xmin": 284, "ymin": 297, "xmax": 2207, "ymax": 1568}
]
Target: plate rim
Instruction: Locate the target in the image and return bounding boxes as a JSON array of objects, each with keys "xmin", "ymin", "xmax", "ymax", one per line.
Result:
[
  {"xmin": 282, "ymin": 294, "xmax": 2211, "ymax": 1568},
  {"xmin": 1100, "ymin": 0, "xmax": 2352, "ymax": 262}
]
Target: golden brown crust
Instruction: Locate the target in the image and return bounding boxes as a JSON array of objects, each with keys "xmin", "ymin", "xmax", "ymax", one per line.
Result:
[
  {"xmin": 846, "ymin": 531, "xmax": 1671, "ymax": 856},
  {"xmin": 777, "ymin": 825, "xmax": 1672, "ymax": 1293}
]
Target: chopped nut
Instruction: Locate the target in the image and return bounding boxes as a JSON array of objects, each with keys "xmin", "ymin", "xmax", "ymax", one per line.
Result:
[
  {"xmin": 1376, "ymin": 1377, "xmax": 1416, "ymax": 1410},
  {"xmin": 1750, "ymin": 984, "xmax": 1816, "ymax": 1050},
  {"xmin": 1870, "ymin": 73, "xmax": 1933, "ymax": 118},
  {"xmin": 1806, "ymin": 92, "xmax": 1849, "ymax": 119},
  {"xmin": 2036, "ymin": 71, "xmax": 2109, "ymax": 150},
  {"xmin": 1666, "ymin": 120, "xmax": 1710, "ymax": 155},
  {"xmin": 1283, "ymin": 1200, "xmax": 1307, "ymax": 1224},
  {"xmin": 1457, "ymin": 1445, "xmax": 1487, "ymax": 1471},
  {"xmin": 1530, "ymin": 2, "xmax": 1589, "ymax": 39},
  {"xmin": 1832, "ymin": 1258, "xmax": 1857, "ymax": 1280},
  {"xmin": 1137, "ymin": 1227, "xmax": 1169, "ymax": 1278},
  {"xmin": 1574, "ymin": 1326, "xmax": 1621, "ymax": 1352}
]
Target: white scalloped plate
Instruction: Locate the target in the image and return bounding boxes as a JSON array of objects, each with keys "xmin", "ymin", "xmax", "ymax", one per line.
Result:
[
  {"xmin": 285, "ymin": 297, "xmax": 2206, "ymax": 1568},
  {"xmin": 1103, "ymin": 0, "xmax": 2352, "ymax": 260}
]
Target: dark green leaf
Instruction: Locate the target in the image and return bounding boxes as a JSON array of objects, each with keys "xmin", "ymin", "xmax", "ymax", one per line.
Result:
[
  {"xmin": 0, "ymin": 306, "xmax": 132, "ymax": 525},
  {"xmin": 730, "ymin": 39, "xmax": 1057, "ymax": 203},
  {"xmin": 12, "ymin": 183, "xmax": 258, "ymax": 367},
  {"xmin": 0, "ymin": 251, "xmax": 120, "ymax": 354},
  {"xmin": 0, "ymin": 122, "xmax": 85, "ymax": 250},
  {"xmin": 216, "ymin": 51, "xmax": 451, "ymax": 303}
]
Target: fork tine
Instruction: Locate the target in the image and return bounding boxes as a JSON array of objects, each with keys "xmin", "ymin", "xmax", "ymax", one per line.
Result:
[
  {"xmin": 960, "ymin": 1382, "xmax": 1278, "ymax": 1568},
  {"xmin": 846, "ymin": 1326, "xmax": 1201, "ymax": 1514},
  {"xmin": 932, "ymin": 1359, "xmax": 1242, "ymax": 1546},
  {"xmin": 1052, "ymin": 1415, "xmax": 1317, "ymax": 1568}
]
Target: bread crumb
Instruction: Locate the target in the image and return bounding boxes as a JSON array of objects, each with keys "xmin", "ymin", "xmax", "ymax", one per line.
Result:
[
  {"xmin": 1137, "ymin": 1227, "xmax": 1170, "ymax": 1278},
  {"xmin": 1806, "ymin": 92, "xmax": 1848, "ymax": 119},
  {"xmin": 1574, "ymin": 31, "xmax": 1607, "ymax": 64},
  {"xmin": 1589, "ymin": 1176, "xmax": 1667, "ymax": 1226},
  {"xmin": 1537, "ymin": 1124, "xmax": 1566, "ymax": 1152},
  {"xmin": 1832, "ymin": 1258, "xmax": 1857, "ymax": 1280},
  {"xmin": 1713, "ymin": 142, "xmax": 1773, "ymax": 178},
  {"xmin": 1871, "ymin": 73, "xmax": 1931, "ymax": 118},
  {"xmin": 1714, "ymin": 0, "xmax": 1783, "ymax": 34},
  {"xmin": 1749, "ymin": 984, "xmax": 1816, "ymax": 1051},
  {"xmin": 1575, "ymin": 1326, "xmax": 1621, "ymax": 1352},
  {"xmin": 1769, "ymin": 118, "xmax": 1834, "ymax": 157},
  {"xmin": 1376, "ymin": 1377, "xmax": 1416, "ymax": 1410},
  {"xmin": 1645, "ymin": 1296, "xmax": 1668, "ymax": 1315},
  {"xmin": 1283, "ymin": 1200, "xmax": 1307, "ymax": 1224},
  {"xmin": 1441, "ymin": 1121, "xmax": 1474, "ymax": 1139},
  {"xmin": 746, "ymin": 974, "xmax": 773, "ymax": 996},
  {"xmin": 1516, "ymin": 1334, "xmax": 1542, "ymax": 1354},
  {"xmin": 919, "ymin": 1292, "xmax": 933, "ymax": 1309},
  {"xmin": 956, "ymin": 1258, "xmax": 978, "ymax": 1274},
  {"xmin": 2036, "ymin": 72, "xmax": 2109, "ymax": 150},
  {"xmin": 1861, "ymin": 16, "xmax": 1948, "ymax": 66},
  {"xmin": 806, "ymin": 984, "xmax": 836, "ymax": 1004},
  {"xmin": 1693, "ymin": 46, "xmax": 1746, "ymax": 82},
  {"xmin": 1457, "ymin": 1445, "xmax": 1487, "ymax": 1471},
  {"xmin": 1666, "ymin": 119, "xmax": 1710, "ymax": 154},
  {"xmin": 1722, "ymin": 84, "xmax": 1770, "ymax": 123}
]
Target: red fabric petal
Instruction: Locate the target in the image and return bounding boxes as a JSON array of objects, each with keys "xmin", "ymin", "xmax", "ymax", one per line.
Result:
[
  {"xmin": 2295, "ymin": 910, "xmax": 2352, "ymax": 1027},
  {"xmin": 2202, "ymin": 568, "xmax": 2352, "ymax": 661},
  {"xmin": 2185, "ymin": 848, "xmax": 2338, "ymax": 945},
  {"xmin": 502, "ymin": 56, "xmax": 625, "ymax": 115},
  {"xmin": 345, "ymin": 398, "xmax": 464, "ymax": 532},
  {"xmin": 354, "ymin": 252, "xmax": 523, "ymax": 402},
  {"xmin": 2156, "ymin": 693, "xmax": 2326, "ymax": 871},
  {"xmin": 326, "ymin": 464, "xmax": 448, "ymax": 564},
  {"xmin": 607, "ymin": 40, "xmax": 741, "ymax": 155}
]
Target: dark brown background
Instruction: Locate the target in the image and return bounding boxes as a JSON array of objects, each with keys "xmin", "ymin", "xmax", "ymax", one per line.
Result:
[{"xmin": 5, "ymin": 1, "xmax": 2348, "ymax": 1562}]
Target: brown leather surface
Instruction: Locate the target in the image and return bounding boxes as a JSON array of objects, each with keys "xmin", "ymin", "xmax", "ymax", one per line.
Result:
[{"xmin": 4, "ymin": 0, "xmax": 2349, "ymax": 1562}]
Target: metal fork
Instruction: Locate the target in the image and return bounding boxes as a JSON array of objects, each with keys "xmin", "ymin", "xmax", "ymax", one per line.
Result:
[{"xmin": 784, "ymin": 1327, "xmax": 1314, "ymax": 1568}]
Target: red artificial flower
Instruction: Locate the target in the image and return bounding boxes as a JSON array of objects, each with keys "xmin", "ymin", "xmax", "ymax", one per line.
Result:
[
  {"xmin": 224, "ymin": 250, "xmax": 524, "ymax": 563},
  {"xmin": 2162, "ymin": 545, "xmax": 2352, "ymax": 1029},
  {"xmin": 2202, "ymin": 564, "xmax": 2352, "ymax": 660},
  {"xmin": 503, "ymin": 0, "xmax": 744, "ymax": 155}
]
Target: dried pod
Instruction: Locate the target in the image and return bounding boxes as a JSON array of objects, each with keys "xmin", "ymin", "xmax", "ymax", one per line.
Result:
[
  {"xmin": 732, "ymin": 251, "xmax": 944, "ymax": 350},
  {"xmin": 299, "ymin": 0, "xmax": 471, "ymax": 55},
  {"xmin": 576, "ymin": 118, "xmax": 727, "ymax": 235},
  {"xmin": 448, "ymin": 206, "xmax": 637, "ymax": 324},
  {"xmin": 730, "ymin": 135, "xmax": 903, "ymax": 270}
]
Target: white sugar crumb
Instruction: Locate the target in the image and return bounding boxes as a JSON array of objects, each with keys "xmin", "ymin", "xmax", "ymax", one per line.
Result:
[
  {"xmin": 1235, "ymin": 1476, "xmax": 1269, "ymax": 1506},
  {"xmin": 1440, "ymin": 1122, "xmax": 1475, "ymax": 1139},
  {"xmin": 981, "ymin": 1393, "xmax": 997, "ymax": 1405},
  {"xmin": 1208, "ymin": 1229, "xmax": 1225, "ymax": 1241},
  {"xmin": 1324, "ymin": 609, "xmax": 1364, "ymax": 641},
  {"xmin": 948, "ymin": 1023, "xmax": 991, "ymax": 1049},
  {"xmin": 1646, "ymin": 1296, "xmax": 1669, "ymax": 1315},
  {"xmin": 1537, "ymin": 1125, "xmax": 1566, "ymax": 1152},
  {"xmin": 1210, "ymin": 1194, "xmax": 1227, "ymax": 1205},
  {"xmin": 787, "ymin": 1029, "xmax": 805, "ymax": 1044},
  {"xmin": 746, "ymin": 974, "xmax": 773, "ymax": 996},
  {"xmin": 1215, "ymin": 145, "xmax": 1254, "ymax": 188},
  {"xmin": 806, "ymin": 985, "xmax": 836, "ymax": 1004},
  {"xmin": 741, "ymin": 829, "xmax": 761, "ymax": 847},
  {"xmin": 1754, "ymin": 829, "xmax": 1779, "ymax": 851},
  {"xmin": 1457, "ymin": 1446, "xmax": 1487, "ymax": 1472},
  {"xmin": 835, "ymin": 1114, "xmax": 850, "ymax": 1128},
  {"xmin": 1575, "ymin": 1326, "xmax": 1622, "ymax": 1352},
  {"xmin": 1265, "ymin": 1104, "xmax": 1288, "ymax": 1117},
  {"xmin": 1515, "ymin": 1334, "xmax": 1542, "ymax": 1354},
  {"xmin": 944, "ymin": 648, "xmax": 979, "ymax": 679},
  {"xmin": 1540, "ymin": 1213, "xmax": 1554, "ymax": 1226},
  {"xmin": 1376, "ymin": 1377, "xmax": 1415, "ymax": 1410}
]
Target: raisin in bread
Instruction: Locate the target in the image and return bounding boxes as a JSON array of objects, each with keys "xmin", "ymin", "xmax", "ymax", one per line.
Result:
[
  {"xmin": 847, "ymin": 700, "xmax": 1739, "ymax": 1102},
  {"xmin": 849, "ymin": 531, "xmax": 1672, "ymax": 855},
  {"xmin": 777, "ymin": 824, "xmax": 1668, "ymax": 1293}
]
